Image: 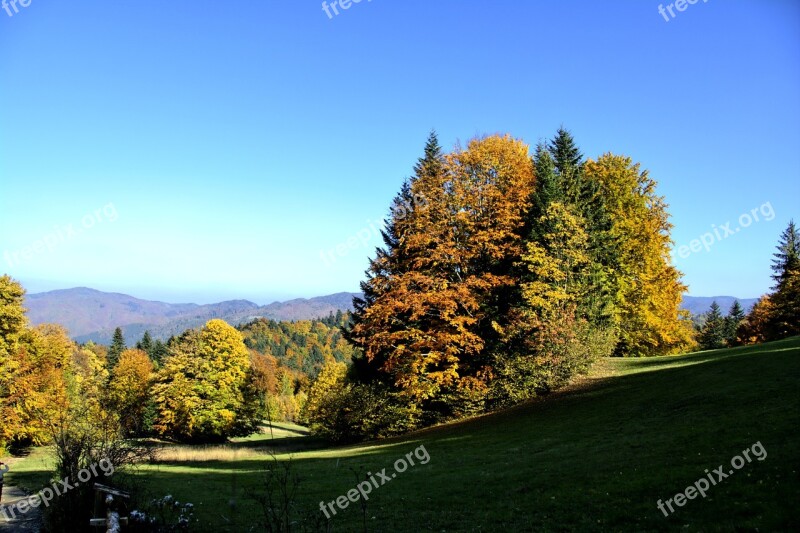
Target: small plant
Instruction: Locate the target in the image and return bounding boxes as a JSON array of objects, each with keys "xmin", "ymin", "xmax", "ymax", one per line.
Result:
[
  {"xmin": 250, "ymin": 452, "xmax": 331, "ymax": 532},
  {"xmin": 129, "ymin": 494, "xmax": 195, "ymax": 532},
  {"xmin": 348, "ymin": 466, "xmax": 370, "ymax": 533}
]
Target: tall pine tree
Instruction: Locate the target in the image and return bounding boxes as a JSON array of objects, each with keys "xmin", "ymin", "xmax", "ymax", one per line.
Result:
[
  {"xmin": 699, "ymin": 302, "xmax": 726, "ymax": 350},
  {"xmin": 768, "ymin": 220, "xmax": 800, "ymax": 339},
  {"xmin": 108, "ymin": 327, "xmax": 126, "ymax": 369},
  {"xmin": 346, "ymin": 131, "xmax": 444, "ymax": 385},
  {"xmin": 724, "ymin": 300, "xmax": 745, "ymax": 346}
]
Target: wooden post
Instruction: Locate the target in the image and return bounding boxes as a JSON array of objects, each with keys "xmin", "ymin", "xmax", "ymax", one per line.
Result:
[
  {"xmin": 0, "ymin": 462, "xmax": 8, "ymax": 505},
  {"xmin": 89, "ymin": 483, "xmax": 130, "ymax": 532}
]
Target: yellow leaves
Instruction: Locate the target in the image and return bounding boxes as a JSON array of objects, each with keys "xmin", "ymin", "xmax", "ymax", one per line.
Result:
[
  {"xmin": 153, "ymin": 319, "xmax": 254, "ymax": 441},
  {"xmin": 584, "ymin": 154, "xmax": 690, "ymax": 356}
]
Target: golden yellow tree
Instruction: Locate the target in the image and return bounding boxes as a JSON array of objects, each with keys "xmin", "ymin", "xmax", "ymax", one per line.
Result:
[
  {"xmin": 153, "ymin": 319, "xmax": 254, "ymax": 442},
  {"xmin": 584, "ymin": 154, "xmax": 695, "ymax": 356},
  {"xmin": 108, "ymin": 348, "xmax": 154, "ymax": 435},
  {"xmin": 2, "ymin": 324, "xmax": 72, "ymax": 446}
]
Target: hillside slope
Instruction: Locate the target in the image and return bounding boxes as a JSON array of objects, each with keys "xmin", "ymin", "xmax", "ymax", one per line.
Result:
[{"xmin": 135, "ymin": 337, "xmax": 800, "ymax": 531}]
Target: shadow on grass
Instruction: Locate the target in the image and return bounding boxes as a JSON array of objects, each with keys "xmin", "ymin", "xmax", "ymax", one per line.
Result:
[{"xmin": 122, "ymin": 337, "xmax": 800, "ymax": 531}]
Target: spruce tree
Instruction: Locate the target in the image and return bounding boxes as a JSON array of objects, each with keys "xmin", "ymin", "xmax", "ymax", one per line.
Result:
[
  {"xmin": 768, "ymin": 221, "xmax": 800, "ymax": 339},
  {"xmin": 771, "ymin": 220, "xmax": 800, "ymax": 290},
  {"xmin": 150, "ymin": 339, "xmax": 168, "ymax": 366},
  {"xmin": 108, "ymin": 327, "xmax": 126, "ymax": 369},
  {"xmin": 529, "ymin": 129, "xmax": 620, "ymax": 343},
  {"xmin": 724, "ymin": 300, "xmax": 745, "ymax": 346},
  {"xmin": 699, "ymin": 302, "xmax": 726, "ymax": 350},
  {"xmin": 136, "ymin": 330, "xmax": 153, "ymax": 357},
  {"xmin": 346, "ymin": 130, "xmax": 444, "ymax": 382}
]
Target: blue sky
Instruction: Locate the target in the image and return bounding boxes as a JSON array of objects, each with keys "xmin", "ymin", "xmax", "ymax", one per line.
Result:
[{"xmin": 1, "ymin": 0, "xmax": 798, "ymax": 304}]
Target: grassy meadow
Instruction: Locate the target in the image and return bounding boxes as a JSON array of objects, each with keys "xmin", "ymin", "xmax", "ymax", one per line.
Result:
[{"xmin": 6, "ymin": 337, "xmax": 799, "ymax": 531}]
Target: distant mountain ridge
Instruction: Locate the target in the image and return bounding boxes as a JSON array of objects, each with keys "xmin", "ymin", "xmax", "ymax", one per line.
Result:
[
  {"xmin": 25, "ymin": 287, "xmax": 358, "ymax": 344},
  {"xmin": 25, "ymin": 288, "xmax": 757, "ymax": 345},
  {"xmin": 680, "ymin": 295, "xmax": 758, "ymax": 316}
]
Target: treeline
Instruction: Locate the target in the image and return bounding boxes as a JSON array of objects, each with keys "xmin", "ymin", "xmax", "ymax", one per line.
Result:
[
  {"xmin": 304, "ymin": 129, "xmax": 696, "ymax": 442},
  {"xmin": 0, "ymin": 278, "xmax": 357, "ymax": 449},
  {"xmin": 239, "ymin": 311, "xmax": 356, "ymax": 379},
  {"xmin": 697, "ymin": 220, "xmax": 800, "ymax": 348}
]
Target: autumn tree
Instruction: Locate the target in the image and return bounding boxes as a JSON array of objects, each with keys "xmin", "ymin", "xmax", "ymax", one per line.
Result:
[
  {"xmin": 736, "ymin": 296, "xmax": 774, "ymax": 345},
  {"xmin": 584, "ymin": 154, "xmax": 694, "ymax": 356},
  {"xmin": 347, "ymin": 131, "xmax": 443, "ymax": 385},
  {"xmin": 0, "ymin": 276, "xmax": 27, "ymax": 451},
  {"xmin": 1, "ymin": 324, "xmax": 72, "ymax": 448},
  {"xmin": 302, "ymin": 359, "xmax": 348, "ymax": 439},
  {"xmin": 153, "ymin": 319, "xmax": 256, "ymax": 442},
  {"xmin": 493, "ymin": 202, "xmax": 597, "ymax": 402},
  {"xmin": 108, "ymin": 349, "xmax": 155, "ymax": 436},
  {"xmin": 349, "ymin": 134, "xmax": 536, "ymax": 420},
  {"xmin": 0, "ymin": 274, "xmax": 27, "ymax": 365}
]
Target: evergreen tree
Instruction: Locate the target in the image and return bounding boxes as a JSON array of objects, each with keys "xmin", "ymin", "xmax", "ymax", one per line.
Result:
[
  {"xmin": 346, "ymin": 130, "xmax": 444, "ymax": 383},
  {"xmin": 533, "ymin": 129, "xmax": 620, "ymax": 333},
  {"xmin": 768, "ymin": 220, "xmax": 800, "ymax": 339},
  {"xmin": 771, "ymin": 220, "xmax": 800, "ymax": 290},
  {"xmin": 136, "ymin": 330, "xmax": 153, "ymax": 357},
  {"xmin": 108, "ymin": 327, "xmax": 126, "ymax": 369},
  {"xmin": 699, "ymin": 302, "xmax": 726, "ymax": 350},
  {"xmin": 150, "ymin": 339, "xmax": 168, "ymax": 366},
  {"xmin": 527, "ymin": 143, "xmax": 561, "ymax": 240},
  {"xmin": 724, "ymin": 300, "xmax": 745, "ymax": 346},
  {"xmin": 548, "ymin": 127, "xmax": 583, "ymax": 195}
]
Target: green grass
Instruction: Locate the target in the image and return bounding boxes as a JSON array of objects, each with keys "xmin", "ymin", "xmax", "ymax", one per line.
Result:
[{"xmin": 6, "ymin": 338, "xmax": 799, "ymax": 531}]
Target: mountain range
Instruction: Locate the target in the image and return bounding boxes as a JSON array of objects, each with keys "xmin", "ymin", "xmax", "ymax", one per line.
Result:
[
  {"xmin": 25, "ymin": 287, "xmax": 358, "ymax": 344},
  {"xmin": 24, "ymin": 287, "xmax": 759, "ymax": 345}
]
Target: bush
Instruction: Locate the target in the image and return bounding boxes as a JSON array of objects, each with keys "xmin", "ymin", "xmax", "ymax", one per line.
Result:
[{"xmin": 303, "ymin": 361, "xmax": 418, "ymax": 442}]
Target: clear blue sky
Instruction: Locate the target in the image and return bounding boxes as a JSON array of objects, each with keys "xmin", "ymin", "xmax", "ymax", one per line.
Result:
[{"xmin": 1, "ymin": 1, "xmax": 798, "ymax": 304}]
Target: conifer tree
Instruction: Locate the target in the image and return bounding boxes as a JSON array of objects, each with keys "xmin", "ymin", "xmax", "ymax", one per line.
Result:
[
  {"xmin": 108, "ymin": 327, "xmax": 126, "ymax": 369},
  {"xmin": 768, "ymin": 220, "xmax": 800, "ymax": 339},
  {"xmin": 724, "ymin": 300, "xmax": 745, "ymax": 345},
  {"xmin": 531, "ymin": 129, "xmax": 620, "ymax": 334},
  {"xmin": 347, "ymin": 131, "xmax": 444, "ymax": 383},
  {"xmin": 771, "ymin": 220, "xmax": 800, "ymax": 290},
  {"xmin": 136, "ymin": 330, "xmax": 153, "ymax": 357},
  {"xmin": 699, "ymin": 301, "xmax": 726, "ymax": 350}
]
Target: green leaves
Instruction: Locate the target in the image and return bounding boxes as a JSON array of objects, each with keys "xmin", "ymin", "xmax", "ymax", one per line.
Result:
[{"xmin": 153, "ymin": 319, "xmax": 254, "ymax": 442}]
